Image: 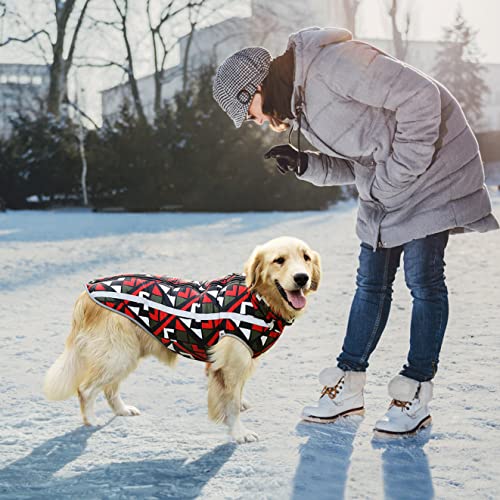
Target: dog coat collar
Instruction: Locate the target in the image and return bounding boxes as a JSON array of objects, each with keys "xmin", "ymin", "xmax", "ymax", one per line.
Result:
[{"xmin": 86, "ymin": 273, "xmax": 291, "ymax": 362}]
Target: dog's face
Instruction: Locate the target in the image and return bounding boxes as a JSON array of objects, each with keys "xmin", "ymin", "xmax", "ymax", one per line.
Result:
[{"xmin": 244, "ymin": 236, "xmax": 321, "ymax": 321}]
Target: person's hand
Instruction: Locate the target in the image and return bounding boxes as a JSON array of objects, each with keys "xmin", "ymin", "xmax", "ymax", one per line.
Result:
[{"xmin": 264, "ymin": 144, "xmax": 308, "ymax": 175}]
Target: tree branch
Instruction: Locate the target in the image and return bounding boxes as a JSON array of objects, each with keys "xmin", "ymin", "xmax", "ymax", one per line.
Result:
[
  {"xmin": 57, "ymin": 0, "xmax": 77, "ymax": 34},
  {"xmin": 73, "ymin": 57, "xmax": 128, "ymax": 72},
  {"xmin": 66, "ymin": 0, "xmax": 92, "ymax": 68},
  {"xmin": 66, "ymin": 97, "xmax": 100, "ymax": 129},
  {"xmin": 0, "ymin": 28, "xmax": 51, "ymax": 47},
  {"xmin": 86, "ymin": 13, "xmax": 122, "ymax": 30}
]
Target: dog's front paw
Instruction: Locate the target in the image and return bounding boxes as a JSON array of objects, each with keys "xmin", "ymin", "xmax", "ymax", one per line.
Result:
[
  {"xmin": 240, "ymin": 398, "xmax": 251, "ymax": 412},
  {"xmin": 116, "ymin": 405, "xmax": 141, "ymax": 417},
  {"xmin": 231, "ymin": 427, "xmax": 259, "ymax": 444}
]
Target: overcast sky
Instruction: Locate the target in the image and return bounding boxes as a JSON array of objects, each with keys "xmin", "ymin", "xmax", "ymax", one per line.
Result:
[
  {"xmin": 1, "ymin": 0, "xmax": 499, "ymax": 65},
  {"xmin": 357, "ymin": 0, "xmax": 500, "ymax": 63}
]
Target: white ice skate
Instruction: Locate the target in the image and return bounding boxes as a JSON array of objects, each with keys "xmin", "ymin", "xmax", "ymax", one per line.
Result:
[
  {"xmin": 302, "ymin": 367, "xmax": 366, "ymax": 423},
  {"xmin": 374, "ymin": 375, "xmax": 433, "ymax": 436}
]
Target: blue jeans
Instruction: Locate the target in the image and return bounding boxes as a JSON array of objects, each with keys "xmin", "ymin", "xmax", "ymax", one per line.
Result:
[{"xmin": 337, "ymin": 231, "xmax": 449, "ymax": 382}]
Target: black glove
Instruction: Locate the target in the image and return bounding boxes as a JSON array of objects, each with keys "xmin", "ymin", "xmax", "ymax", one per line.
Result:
[{"xmin": 264, "ymin": 144, "xmax": 308, "ymax": 176}]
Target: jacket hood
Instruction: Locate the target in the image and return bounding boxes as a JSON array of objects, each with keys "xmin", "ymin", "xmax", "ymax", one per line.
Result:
[
  {"xmin": 287, "ymin": 27, "xmax": 353, "ymax": 116},
  {"xmin": 287, "ymin": 26, "xmax": 353, "ymax": 52}
]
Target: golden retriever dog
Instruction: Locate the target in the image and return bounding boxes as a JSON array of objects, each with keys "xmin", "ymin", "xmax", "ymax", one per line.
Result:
[{"xmin": 44, "ymin": 236, "xmax": 321, "ymax": 443}]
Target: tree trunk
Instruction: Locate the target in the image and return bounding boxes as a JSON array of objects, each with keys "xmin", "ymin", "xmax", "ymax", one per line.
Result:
[
  {"xmin": 153, "ymin": 70, "xmax": 162, "ymax": 117},
  {"xmin": 47, "ymin": 0, "xmax": 90, "ymax": 117},
  {"xmin": 152, "ymin": 33, "xmax": 162, "ymax": 116},
  {"xmin": 121, "ymin": 9, "xmax": 147, "ymax": 124},
  {"xmin": 342, "ymin": 0, "xmax": 360, "ymax": 38},
  {"xmin": 78, "ymin": 119, "xmax": 88, "ymax": 206},
  {"xmin": 47, "ymin": 4, "xmax": 70, "ymax": 116},
  {"xmin": 389, "ymin": 0, "xmax": 409, "ymax": 60},
  {"xmin": 47, "ymin": 53, "xmax": 67, "ymax": 116},
  {"xmin": 182, "ymin": 23, "xmax": 196, "ymax": 93}
]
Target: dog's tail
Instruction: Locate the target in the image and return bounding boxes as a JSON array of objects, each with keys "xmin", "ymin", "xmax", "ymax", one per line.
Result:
[
  {"xmin": 43, "ymin": 293, "xmax": 87, "ymax": 400},
  {"xmin": 43, "ymin": 347, "xmax": 84, "ymax": 400}
]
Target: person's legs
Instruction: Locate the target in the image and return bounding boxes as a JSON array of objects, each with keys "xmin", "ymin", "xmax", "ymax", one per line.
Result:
[
  {"xmin": 374, "ymin": 231, "xmax": 449, "ymax": 435},
  {"xmin": 399, "ymin": 230, "xmax": 449, "ymax": 382},
  {"xmin": 302, "ymin": 242, "xmax": 402, "ymax": 422},
  {"xmin": 337, "ymin": 241, "xmax": 403, "ymax": 372}
]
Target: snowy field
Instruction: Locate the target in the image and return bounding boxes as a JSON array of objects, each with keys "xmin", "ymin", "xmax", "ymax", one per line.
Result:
[{"xmin": 1, "ymin": 197, "xmax": 499, "ymax": 499}]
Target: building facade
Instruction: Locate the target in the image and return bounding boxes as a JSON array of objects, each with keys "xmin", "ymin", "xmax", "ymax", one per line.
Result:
[
  {"xmin": 0, "ymin": 63, "xmax": 50, "ymax": 138},
  {"xmin": 100, "ymin": 0, "xmax": 332, "ymax": 124}
]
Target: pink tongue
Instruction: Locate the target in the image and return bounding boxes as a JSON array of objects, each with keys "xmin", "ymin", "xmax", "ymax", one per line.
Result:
[{"xmin": 285, "ymin": 289, "xmax": 307, "ymax": 309}]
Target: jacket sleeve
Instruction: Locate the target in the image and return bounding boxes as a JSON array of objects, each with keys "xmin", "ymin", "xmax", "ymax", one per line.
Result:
[
  {"xmin": 296, "ymin": 151, "xmax": 355, "ymax": 186},
  {"xmin": 329, "ymin": 41, "xmax": 442, "ymax": 195}
]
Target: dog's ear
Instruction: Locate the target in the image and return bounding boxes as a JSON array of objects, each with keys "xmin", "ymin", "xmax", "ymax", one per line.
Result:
[
  {"xmin": 310, "ymin": 250, "xmax": 321, "ymax": 291},
  {"xmin": 244, "ymin": 246, "xmax": 264, "ymax": 289}
]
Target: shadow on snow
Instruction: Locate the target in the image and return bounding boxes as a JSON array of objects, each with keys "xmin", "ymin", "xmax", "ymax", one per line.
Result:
[
  {"xmin": 0, "ymin": 210, "xmax": 335, "ymax": 243},
  {"xmin": 372, "ymin": 426, "xmax": 434, "ymax": 500},
  {"xmin": 292, "ymin": 418, "xmax": 361, "ymax": 499},
  {"xmin": 0, "ymin": 423, "xmax": 236, "ymax": 499},
  {"xmin": 292, "ymin": 419, "xmax": 434, "ymax": 500}
]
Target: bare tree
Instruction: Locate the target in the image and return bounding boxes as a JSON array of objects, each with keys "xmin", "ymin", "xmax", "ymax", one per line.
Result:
[
  {"xmin": 182, "ymin": 0, "xmax": 236, "ymax": 92},
  {"xmin": 0, "ymin": 0, "xmax": 92, "ymax": 117},
  {"xmin": 49, "ymin": 0, "xmax": 92, "ymax": 115},
  {"xmin": 182, "ymin": 2, "xmax": 201, "ymax": 93},
  {"xmin": 74, "ymin": 75, "xmax": 89, "ymax": 206},
  {"xmin": 249, "ymin": 1, "xmax": 302, "ymax": 46},
  {"xmin": 146, "ymin": 0, "xmax": 197, "ymax": 116},
  {"xmin": 110, "ymin": 0, "xmax": 147, "ymax": 124},
  {"xmin": 387, "ymin": 0, "xmax": 410, "ymax": 60},
  {"xmin": 147, "ymin": 0, "xmax": 237, "ymax": 114}
]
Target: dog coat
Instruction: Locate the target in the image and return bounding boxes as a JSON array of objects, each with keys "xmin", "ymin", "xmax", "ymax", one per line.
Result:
[{"xmin": 86, "ymin": 273, "xmax": 292, "ymax": 362}]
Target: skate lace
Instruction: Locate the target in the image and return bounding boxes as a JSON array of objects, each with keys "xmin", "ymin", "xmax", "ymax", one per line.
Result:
[
  {"xmin": 391, "ymin": 399, "xmax": 412, "ymax": 411},
  {"xmin": 321, "ymin": 378, "xmax": 344, "ymax": 400}
]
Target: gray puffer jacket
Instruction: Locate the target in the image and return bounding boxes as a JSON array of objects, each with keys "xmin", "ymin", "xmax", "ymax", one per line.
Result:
[{"xmin": 288, "ymin": 27, "xmax": 498, "ymax": 248}]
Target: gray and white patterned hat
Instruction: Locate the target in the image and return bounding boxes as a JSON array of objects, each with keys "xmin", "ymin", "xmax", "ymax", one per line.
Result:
[{"xmin": 212, "ymin": 47, "xmax": 272, "ymax": 128}]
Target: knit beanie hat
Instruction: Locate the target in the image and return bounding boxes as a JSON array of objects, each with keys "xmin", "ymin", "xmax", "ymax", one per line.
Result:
[{"xmin": 212, "ymin": 47, "xmax": 272, "ymax": 128}]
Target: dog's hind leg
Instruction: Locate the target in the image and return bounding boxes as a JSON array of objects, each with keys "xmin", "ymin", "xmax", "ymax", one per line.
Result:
[
  {"xmin": 78, "ymin": 358, "xmax": 139, "ymax": 426},
  {"xmin": 208, "ymin": 337, "xmax": 257, "ymax": 444},
  {"xmin": 76, "ymin": 314, "xmax": 142, "ymax": 425},
  {"xmin": 78, "ymin": 382, "xmax": 102, "ymax": 426},
  {"xmin": 104, "ymin": 382, "xmax": 141, "ymax": 417}
]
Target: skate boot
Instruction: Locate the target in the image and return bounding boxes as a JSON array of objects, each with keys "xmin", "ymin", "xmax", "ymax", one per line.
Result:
[
  {"xmin": 302, "ymin": 367, "xmax": 366, "ymax": 423},
  {"xmin": 374, "ymin": 375, "xmax": 433, "ymax": 436}
]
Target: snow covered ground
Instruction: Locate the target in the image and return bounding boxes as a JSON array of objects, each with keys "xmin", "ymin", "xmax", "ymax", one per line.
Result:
[{"xmin": 1, "ymin": 197, "xmax": 499, "ymax": 499}]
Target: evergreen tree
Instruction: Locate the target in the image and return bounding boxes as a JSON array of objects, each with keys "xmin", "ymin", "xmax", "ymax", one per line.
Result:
[
  {"xmin": 1, "ymin": 64, "xmax": 345, "ymax": 211},
  {"xmin": 0, "ymin": 115, "xmax": 81, "ymax": 207},
  {"xmin": 87, "ymin": 106, "xmax": 172, "ymax": 210},
  {"xmin": 433, "ymin": 8, "xmax": 489, "ymax": 128},
  {"xmin": 161, "ymin": 63, "xmax": 344, "ymax": 211}
]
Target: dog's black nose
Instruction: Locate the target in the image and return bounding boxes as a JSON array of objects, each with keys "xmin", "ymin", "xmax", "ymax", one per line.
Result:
[{"xmin": 294, "ymin": 273, "xmax": 309, "ymax": 287}]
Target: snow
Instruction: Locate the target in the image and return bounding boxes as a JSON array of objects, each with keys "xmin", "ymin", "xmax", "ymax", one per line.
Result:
[{"xmin": 0, "ymin": 197, "xmax": 499, "ymax": 499}]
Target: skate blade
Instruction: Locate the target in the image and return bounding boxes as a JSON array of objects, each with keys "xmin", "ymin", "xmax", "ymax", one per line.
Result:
[
  {"xmin": 373, "ymin": 415, "xmax": 432, "ymax": 438},
  {"xmin": 302, "ymin": 407, "xmax": 365, "ymax": 424}
]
